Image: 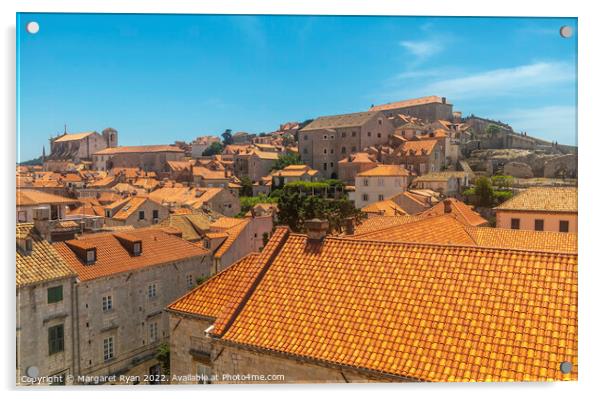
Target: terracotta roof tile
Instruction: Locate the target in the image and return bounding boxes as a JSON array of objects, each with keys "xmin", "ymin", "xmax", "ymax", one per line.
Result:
[
  {"xmin": 94, "ymin": 145, "xmax": 184, "ymax": 155},
  {"xmin": 212, "ymin": 232, "xmax": 577, "ymax": 382},
  {"xmin": 370, "ymin": 96, "xmax": 450, "ymax": 111},
  {"xmin": 420, "ymin": 198, "xmax": 488, "ymax": 227},
  {"xmin": 357, "ymin": 165, "xmax": 409, "ymax": 177},
  {"xmin": 495, "ymin": 187, "xmax": 577, "ymax": 213},
  {"xmin": 17, "ymin": 189, "xmax": 79, "ymax": 206}
]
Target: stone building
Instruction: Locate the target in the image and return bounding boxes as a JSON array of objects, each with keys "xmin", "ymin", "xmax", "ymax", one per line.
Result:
[
  {"xmin": 92, "ymin": 145, "xmax": 185, "ymax": 174},
  {"xmin": 384, "ymin": 139, "xmax": 444, "ymax": 175},
  {"xmin": 299, "ymin": 111, "xmax": 394, "ymax": 179},
  {"xmin": 270, "ymin": 165, "xmax": 319, "ymax": 189},
  {"xmin": 149, "ymin": 186, "xmax": 240, "ymax": 217},
  {"xmin": 337, "ymin": 152, "xmax": 378, "ymax": 185},
  {"xmin": 16, "ymin": 223, "xmax": 78, "ymax": 386},
  {"xmin": 52, "ymin": 228, "xmax": 212, "ymax": 384},
  {"xmin": 353, "ymin": 165, "xmax": 409, "ymax": 209},
  {"xmin": 45, "ymin": 129, "xmax": 118, "ymax": 171},
  {"xmin": 370, "ymin": 96, "xmax": 453, "ymax": 122},
  {"xmin": 232, "ymin": 149, "xmax": 279, "ymax": 182},
  {"xmin": 494, "ymin": 187, "xmax": 578, "ymax": 233},
  {"xmin": 104, "ymin": 197, "xmax": 170, "ymax": 228},
  {"xmin": 190, "ymin": 136, "xmax": 221, "ymax": 158},
  {"xmin": 167, "ymin": 224, "xmax": 577, "ymax": 383}
]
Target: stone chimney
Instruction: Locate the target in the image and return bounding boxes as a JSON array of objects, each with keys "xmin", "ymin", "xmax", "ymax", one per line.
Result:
[
  {"xmin": 33, "ymin": 207, "xmax": 51, "ymax": 241},
  {"xmin": 344, "ymin": 217, "xmax": 355, "ymax": 235},
  {"xmin": 305, "ymin": 218, "xmax": 329, "ymax": 242},
  {"xmin": 443, "ymin": 198, "xmax": 452, "ymax": 214}
]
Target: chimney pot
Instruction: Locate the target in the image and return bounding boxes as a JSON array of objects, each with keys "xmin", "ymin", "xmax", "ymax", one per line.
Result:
[
  {"xmin": 305, "ymin": 218, "xmax": 329, "ymax": 242},
  {"xmin": 443, "ymin": 198, "xmax": 452, "ymax": 213}
]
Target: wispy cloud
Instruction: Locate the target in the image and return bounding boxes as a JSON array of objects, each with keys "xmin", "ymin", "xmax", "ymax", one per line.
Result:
[
  {"xmin": 399, "ymin": 39, "xmax": 443, "ymax": 59},
  {"xmin": 417, "ymin": 62, "xmax": 574, "ymax": 100}
]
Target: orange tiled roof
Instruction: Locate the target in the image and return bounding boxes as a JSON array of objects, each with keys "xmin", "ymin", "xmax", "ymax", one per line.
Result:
[
  {"xmin": 420, "ymin": 198, "xmax": 488, "ymax": 227},
  {"xmin": 94, "ymin": 145, "xmax": 184, "ymax": 155},
  {"xmin": 53, "ymin": 132, "xmax": 95, "ymax": 142},
  {"xmin": 111, "ymin": 197, "xmax": 162, "ymax": 221},
  {"xmin": 362, "ymin": 200, "xmax": 409, "ymax": 216},
  {"xmin": 495, "ymin": 187, "xmax": 577, "ymax": 213},
  {"xmin": 206, "ymin": 229, "xmax": 577, "ymax": 382},
  {"xmin": 398, "ymin": 139, "xmax": 439, "ymax": 156},
  {"xmin": 168, "ymin": 253, "xmax": 261, "ymax": 318},
  {"xmin": 210, "ymin": 218, "xmax": 250, "ymax": 259},
  {"xmin": 53, "ymin": 228, "xmax": 209, "ymax": 281},
  {"xmin": 465, "ymin": 227, "xmax": 577, "ymax": 253},
  {"xmin": 17, "ymin": 189, "xmax": 79, "ymax": 206},
  {"xmin": 17, "ymin": 224, "xmax": 77, "ymax": 287},
  {"xmin": 353, "ymin": 215, "xmax": 425, "ymax": 235},
  {"xmin": 357, "ymin": 165, "xmax": 409, "ymax": 177},
  {"xmin": 370, "ymin": 96, "xmax": 450, "ymax": 111}
]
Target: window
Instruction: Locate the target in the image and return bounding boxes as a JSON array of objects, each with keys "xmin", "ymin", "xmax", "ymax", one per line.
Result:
[
  {"xmin": 48, "ymin": 325, "xmax": 64, "ymax": 355},
  {"xmin": 510, "ymin": 218, "xmax": 520, "ymax": 230},
  {"xmin": 47, "ymin": 286, "xmax": 63, "ymax": 304},
  {"xmin": 330, "ymin": 162, "xmax": 334, "ymax": 167},
  {"xmin": 102, "ymin": 295, "xmax": 113, "ymax": 312},
  {"xmin": 203, "ymin": 239, "xmax": 210, "ymax": 249},
  {"xmin": 342, "ymin": 132, "xmax": 346, "ymax": 138},
  {"xmin": 534, "ymin": 219, "xmax": 544, "ymax": 231},
  {"xmin": 341, "ymin": 147, "xmax": 346, "ymax": 154},
  {"xmin": 330, "ymin": 135, "xmax": 334, "ymax": 140},
  {"xmin": 362, "ymin": 194, "xmax": 369, "ymax": 202},
  {"xmin": 304, "ymin": 135, "xmax": 308, "ymax": 140},
  {"xmin": 86, "ymin": 249, "xmax": 96, "ymax": 264},
  {"xmin": 152, "ymin": 210, "xmax": 159, "ymax": 220},
  {"xmin": 149, "ymin": 322, "xmax": 159, "ymax": 343},
  {"xmin": 138, "ymin": 211, "xmax": 145, "ymax": 220},
  {"xmin": 330, "ymin": 149, "xmax": 334, "ymax": 154},
  {"xmin": 323, "ymin": 135, "xmax": 327, "ymax": 140},
  {"xmin": 133, "ymin": 242, "xmax": 141, "ymax": 256},
  {"xmin": 559, "ymin": 220, "xmax": 570, "ymax": 232},
  {"xmin": 363, "ymin": 179, "xmax": 369, "ymax": 187},
  {"xmin": 323, "ymin": 163, "xmax": 327, "ymax": 171},
  {"xmin": 103, "ymin": 337, "xmax": 114, "ymax": 361},
  {"xmin": 186, "ymin": 274, "xmax": 194, "ymax": 288},
  {"xmin": 18, "ymin": 210, "xmax": 27, "ymax": 222},
  {"xmin": 196, "ymin": 364, "xmax": 212, "ymax": 385},
  {"xmin": 352, "ymin": 131, "xmax": 356, "ymax": 137},
  {"xmin": 377, "ymin": 178, "xmax": 384, "ymax": 186},
  {"xmin": 367, "ymin": 132, "xmax": 372, "ymax": 137},
  {"xmin": 323, "ymin": 149, "xmax": 327, "ymax": 154},
  {"xmin": 378, "ymin": 194, "xmax": 384, "ymax": 201},
  {"xmin": 378, "ymin": 119, "xmax": 383, "ymax": 126},
  {"xmin": 303, "ymin": 148, "xmax": 308, "ymax": 154},
  {"xmin": 377, "ymin": 133, "xmax": 381, "ymax": 138},
  {"xmin": 148, "ymin": 284, "xmax": 157, "ymax": 299}
]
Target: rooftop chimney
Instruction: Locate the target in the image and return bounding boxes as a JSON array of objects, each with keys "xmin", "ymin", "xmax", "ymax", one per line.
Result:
[
  {"xmin": 305, "ymin": 218, "xmax": 329, "ymax": 242},
  {"xmin": 443, "ymin": 198, "xmax": 453, "ymax": 214},
  {"xmin": 33, "ymin": 207, "xmax": 51, "ymax": 241},
  {"xmin": 344, "ymin": 217, "xmax": 355, "ymax": 236}
]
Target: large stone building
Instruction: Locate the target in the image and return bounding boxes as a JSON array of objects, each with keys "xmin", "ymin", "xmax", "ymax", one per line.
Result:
[
  {"xmin": 494, "ymin": 187, "xmax": 578, "ymax": 233},
  {"xmin": 17, "ymin": 223, "xmax": 78, "ymax": 386},
  {"xmin": 167, "ymin": 223, "xmax": 577, "ymax": 383},
  {"xmin": 370, "ymin": 96, "xmax": 453, "ymax": 122},
  {"xmin": 92, "ymin": 145, "xmax": 185, "ymax": 174},
  {"xmin": 299, "ymin": 111, "xmax": 394, "ymax": 179},
  {"xmin": 47, "ymin": 228, "xmax": 212, "ymax": 384},
  {"xmin": 44, "ymin": 128, "xmax": 118, "ymax": 171}
]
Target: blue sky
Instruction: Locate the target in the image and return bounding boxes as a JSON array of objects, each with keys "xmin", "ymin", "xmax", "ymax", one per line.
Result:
[{"xmin": 17, "ymin": 14, "xmax": 577, "ymax": 161}]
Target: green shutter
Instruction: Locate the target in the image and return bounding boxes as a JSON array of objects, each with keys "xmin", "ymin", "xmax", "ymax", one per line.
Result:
[{"xmin": 47, "ymin": 286, "xmax": 63, "ymax": 304}]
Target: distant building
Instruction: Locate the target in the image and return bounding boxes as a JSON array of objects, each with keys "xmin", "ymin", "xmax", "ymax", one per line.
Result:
[
  {"xmin": 17, "ymin": 189, "xmax": 80, "ymax": 223},
  {"xmin": 337, "ymin": 152, "xmax": 378, "ymax": 185},
  {"xmin": 149, "ymin": 186, "xmax": 240, "ymax": 217},
  {"xmin": 299, "ymin": 111, "xmax": 394, "ymax": 179},
  {"xmin": 494, "ymin": 187, "xmax": 577, "ymax": 233},
  {"xmin": 104, "ymin": 197, "xmax": 170, "ymax": 228},
  {"xmin": 370, "ymin": 96, "xmax": 453, "ymax": 122},
  {"xmin": 385, "ymin": 139, "xmax": 444, "ymax": 175},
  {"xmin": 92, "ymin": 145, "xmax": 185, "ymax": 174},
  {"xmin": 44, "ymin": 129, "xmax": 118, "ymax": 172},
  {"xmin": 191, "ymin": 136, "xmax": 221, "ymax": 158},
  {"xmin": 270, "ymin": 165, "xmax": 319, "ymax": 189},
  {"xmin": 353, "ymin": 165, "xmax": 409, "ymax": 209},
  {"xmin": 411, "ymin": 171, "xmax": 470, "ymax": 196}
]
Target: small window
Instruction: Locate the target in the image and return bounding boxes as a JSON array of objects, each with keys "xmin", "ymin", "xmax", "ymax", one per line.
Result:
[
  {"xmin": 303, "ymin": 148, "xmax": 308, "ymax": 154},
  {"xmin": 341, "ymin": 147, "xmax": 346, "ymax": 154},
  {"xmin": 148, "ymin": 284, "xmax": 157, "ymax": 299},
  {"xmin": 559, "ymin": 220, "xmax": 569, "ymax": 232},
  {"xmin": 133, "ymin": 242, "xmax": 141, "ymax": 256},
  {"xmin": 377, "ymin": 133, "xmax": 382, "ymax": 138},
  {"xmin": 378, "ymin": 119, "xmax": 383, "ymax": 125},
  {"xmin": 377, "ymin": 178, "xmax": 384, "ymax": 186},
  {"xmin": 103, "ymin": 337, "xmax": 114, "ymax": 361},
  {"xmin": 323, "ymin": 135, "xmax": 327, "ymax": 140},
  {"xmin": 534, "ymin": 219, "xmax": 544, "ymax": 231},
  {"xmin": 86, "ymin": 249, "xmax": 96, "ymax": 264},
  {"xmin": 323, "ymin": 163, "xmax": 327, "ymax": 171},
  {"xmin": 152, "ymin": 210, "xmax": 159, "ymax": 220},
  {"xmin": 341, "ymin": 132, "xmax": 346, "ymax": 138},
  {"xmin": 330, "ymin": 162, "xmax": 334, "ymax": 167},
  {"xmin": 186, "ymin": 274, "xmax": 194, "ymax": 288},
  {"xmin": 203, "ymin": 239, "xmax": 210, "ymax": 249},
  {"xmin": 378, "ymin": 194, "xmax": 384, "ymax": 201},
  {"xmin": 304, "ymin": 135, "xmax": 308, "ymax": 140},
  {"xmin": 367, "ymin": 132, "xmax": 372, "ymax": 137},
  {"xmin": 330, "ymin": 135, "xmax": 334, "ymax": 140},
  {"xmin": 18, "ymin": 210, "xmax": 27, "ymax": 222},
  {"xmin": 362, "ymin": 194, "xmax": 369, "ymax": 201},
  {"xmin": 102, "ymin": 295, "xmax": 113, "ymax": 312},
  {"xmin": 323, "ymin": 149, "xmax": 327, "ymax": 154},
  {"xmin": 363, "ymin": 179, "xmax": 369, "ymax": 187},
  {"xmin": 330, "ymin": 149, "xmax": 334, "ymax": 154},
  {"xmin": 352, "ymin": 131, "xmax": 356, "ymax": 137},
  {"xmin": 138, "ymin": 211, "xmax": 145, "ymax": 220},
  {"xmin": 510, "ymin": 218, "xmax": 520, "ymax": 230},
  {"xmin": 47, "ymin": 286, "xmax": 63, "ymax": 304},
  {"xmin": 149, "ymin": 322, "xmax": 159, "ymax": 343},
  {"xmin": 48, "ymin": 325, "xmax": 64, "ymax": 355}
]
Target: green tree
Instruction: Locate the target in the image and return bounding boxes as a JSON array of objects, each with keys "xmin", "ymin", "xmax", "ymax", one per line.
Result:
[
  {"xmin": 474, "ymin": 176, "xmax": 494, "ymax": 207},
  {"xmin": 272, "ymin": 151, "xmax": 303, "ymax": 171},
  {"xmin": 155, "ymin": 342, "xmax": 170, "ymax": 376},
  {"xmin": 202, "ymin": 141, "xmax": 224, "ymax": 156},
  {"xmin": 239, "ymin": 176, "xmax": 253, "ymax": 197},
  {"xmin": 485, "ymin": 124, "xmax": 501, "ymax": 137},
  {"xmin": 221, "ymin": 129, "xmax": 234, "ymax": 145}
]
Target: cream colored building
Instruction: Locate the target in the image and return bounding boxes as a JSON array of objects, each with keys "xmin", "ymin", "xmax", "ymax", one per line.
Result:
[
  {"xmin": 353, "ymin": 165, "xmax": 410, "ymax": 209},
  {"xmin": 494, "ymin": 187, "xmax": 577, "ymax": 233}
]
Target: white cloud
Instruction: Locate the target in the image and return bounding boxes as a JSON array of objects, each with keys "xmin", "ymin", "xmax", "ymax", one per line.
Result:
[
  {"xmin": 419, "ymin": 62, "xmax": 575, "ymax": 100},
  {"xmin": 399, "ymin": 39, "xmax": 443, "ymax": 59},
  {"xmin": 497, "ymin": 105, "xmax": 577, "ymax": 145}
]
